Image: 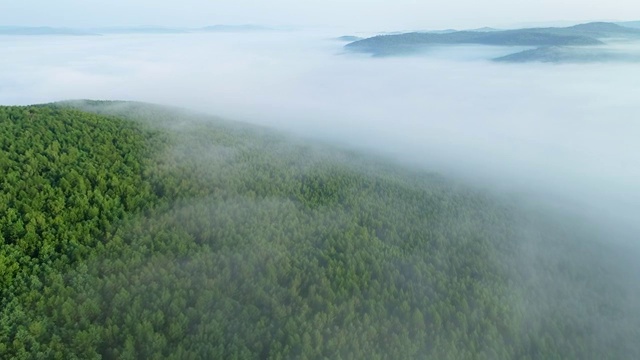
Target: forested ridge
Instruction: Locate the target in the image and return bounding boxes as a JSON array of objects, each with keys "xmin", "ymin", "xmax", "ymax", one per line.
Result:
[{"xmin": 1, "ymin": 101, "xmax": 638, "ymax": 359}]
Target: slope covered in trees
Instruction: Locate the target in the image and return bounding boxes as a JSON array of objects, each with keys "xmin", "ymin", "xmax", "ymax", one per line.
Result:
[{"xmin": 1, "ymin": 102, "xmax": 638, "ymax": 359}]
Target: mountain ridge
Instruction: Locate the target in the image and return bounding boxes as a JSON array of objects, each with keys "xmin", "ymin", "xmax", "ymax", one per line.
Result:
[{"xmin": 345, "ymin": 21, "xmax": 640, "ymax": 60}]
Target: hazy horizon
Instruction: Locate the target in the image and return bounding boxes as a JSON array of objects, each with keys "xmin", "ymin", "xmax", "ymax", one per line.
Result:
[{"xmin": 2, "ymin": 0, "xmax": 640, "ymax": 32}]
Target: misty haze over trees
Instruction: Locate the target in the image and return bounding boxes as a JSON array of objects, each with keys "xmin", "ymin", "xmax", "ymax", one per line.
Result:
[
  {"xmin": 1, "ymin": 102, "xmax": 638, "ymax": 359},
  {"xmin": 1, "ymin": 6, "xmax": 640, "ymax": 360}
]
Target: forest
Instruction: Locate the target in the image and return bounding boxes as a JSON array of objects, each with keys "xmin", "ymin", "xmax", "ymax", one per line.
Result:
[{"xmin": 0, "ymin": 101, "xmax": 638, "ymax": 359}]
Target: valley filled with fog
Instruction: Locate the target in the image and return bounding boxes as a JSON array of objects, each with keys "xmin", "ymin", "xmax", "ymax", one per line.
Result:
[
  {"xmin": 2, "ymin": 25, "xmax": 640, "ymax": 358},
  {"xmin": 2, "ymin": 29, "xmax": 638, "ymax": 238}
]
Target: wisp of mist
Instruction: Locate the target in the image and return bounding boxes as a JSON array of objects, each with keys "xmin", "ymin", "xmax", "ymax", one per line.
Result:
[{"xmin": 1, "ymin": 29, "xmax": 638, "ymax": 243}]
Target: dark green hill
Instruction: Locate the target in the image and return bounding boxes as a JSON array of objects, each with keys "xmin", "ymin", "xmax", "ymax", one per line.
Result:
[{"xmin": 1, "ymin": 101, "xmax": 638, "ymax": 359}]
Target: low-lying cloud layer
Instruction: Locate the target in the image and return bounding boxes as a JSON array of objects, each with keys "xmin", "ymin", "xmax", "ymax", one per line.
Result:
[{"xmin": 1, "ymin": 30, "xmax": 638, "ymax": 239}]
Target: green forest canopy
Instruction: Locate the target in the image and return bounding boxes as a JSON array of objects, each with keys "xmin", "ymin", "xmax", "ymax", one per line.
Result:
[{"xmin": 0, "ymin": 101, "xmax": 638, "ymax": 359}]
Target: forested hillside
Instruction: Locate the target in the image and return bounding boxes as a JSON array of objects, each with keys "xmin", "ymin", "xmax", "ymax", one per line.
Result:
[{"xmin": 1, "ymin": 102, "xmax": 638, "ymax": 359}]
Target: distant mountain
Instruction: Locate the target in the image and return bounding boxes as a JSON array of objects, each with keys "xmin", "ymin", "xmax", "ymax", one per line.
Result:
[
  {"xmin": 467, "ymin": 27, "xmax": 501, "ymax": 32},
  {"xmin": 424, "ymin": 29, "xmax": 458, "ymax": 34},
  {"xmin": 0, "ymin": 24, "xmax": 279, "ymax": 36},
  {"xmin": 90, "ymin": 26, "xmax": 189, "ymax": 34},
  {"xmin": 345, "ymin": 22, "xmax": 640, "ymax": 57},
  {"xmin": 200, "ymin": 24, "xmax": 275, "ymax": 32},
  {"xmin": 346, "ymin": 31, "xmax": 603, "ymax": 57},
  {"xmin": 617, "ymin": 21, "xmax": 640, "ymax": 30},
  {"xmin": 335, "ymin": 35, "xmax": 363, "ymax": 42},
  {"xmin": 495, "ymin": 45, "xmax": 640, "ymax": 63},
  {"xmin": 558, "ymin": 22, "xmax": 640, "ymax": 37},
  {"xmin": 0, "ymin": 26, "xmax": 95, "ymax": 36}
]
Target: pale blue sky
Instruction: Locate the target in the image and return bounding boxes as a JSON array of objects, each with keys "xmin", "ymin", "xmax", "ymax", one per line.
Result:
[{"xmin": 1, "ymin": 0, "xmax": 639, "ymax": 30}]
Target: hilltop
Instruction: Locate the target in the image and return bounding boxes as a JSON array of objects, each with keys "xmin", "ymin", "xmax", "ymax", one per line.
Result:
[{"xmin": 0, "ymin": 101, "xmax": 638, "ymax": 359}]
